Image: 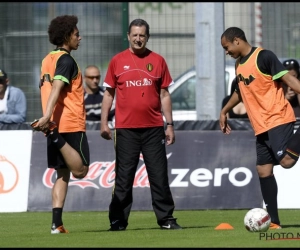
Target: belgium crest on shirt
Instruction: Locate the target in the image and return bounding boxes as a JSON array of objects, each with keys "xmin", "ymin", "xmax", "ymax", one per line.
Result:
[{"xmin": 146, "ymin": 63, "xmax": 153, "ymax": 72}]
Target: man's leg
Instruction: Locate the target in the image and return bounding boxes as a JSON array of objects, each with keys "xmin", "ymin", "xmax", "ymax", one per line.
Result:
[
  {"xmin": 48, "ymin": 129, "xmax": 89, "ymax": 179},
  {"xmin": 141, "ymin": 127, "xmax": 179, "ymax": 228},
  {"xmin": 57, "ymin": 142, "xmax": 89, "ymax": 178},
  {"xmin": 108, "ymin": 128, "xmax": 140, "ymax": 231},
  {"xmin": 51, "ymin": 168, "xmax": 70, "ymax": 234},
  {"xmin": 257, "ymin": 165, "xmax": 280, "ymax": 226},
  {"xmin": 256, "ymin": 133, "xmax": 281, "ymax": 228}
]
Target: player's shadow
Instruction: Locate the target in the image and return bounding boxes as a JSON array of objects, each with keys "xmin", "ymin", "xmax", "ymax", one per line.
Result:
[
  {"xmin": 129, "ymin": 225, "xmax": 209, "ymax": 230},
  {"xmin": 91, "ymin": 225, "xmax": 209, "ymax": 232},
  {"xmin": 280, "ymin": 224, "xmax": 300, "ymax": 229}
]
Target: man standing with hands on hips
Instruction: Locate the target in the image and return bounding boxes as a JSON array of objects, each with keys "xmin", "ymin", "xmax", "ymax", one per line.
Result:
[{"xmin": 100, "ymin": 18, "xmax": 181, "ymax": 231}]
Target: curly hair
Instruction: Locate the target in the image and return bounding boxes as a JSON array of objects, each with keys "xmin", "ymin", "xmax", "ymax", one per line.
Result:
[
  {"xmin": 48, "ymin": 15, "xmax": 78, "ymax": 46},
  {"xmin": 221, "ymin": 27, "xmax": 247, "ymax": 43}
]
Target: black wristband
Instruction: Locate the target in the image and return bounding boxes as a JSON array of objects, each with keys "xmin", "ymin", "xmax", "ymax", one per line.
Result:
[{"xmin": 166, "ymin": 122, "xmax": 174, "ymax": 126}]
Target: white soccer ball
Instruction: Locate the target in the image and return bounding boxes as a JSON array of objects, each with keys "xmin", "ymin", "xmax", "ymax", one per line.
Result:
[{"xmin": 244, "ymin": 208, "xmax": 271, "ymax": 232}]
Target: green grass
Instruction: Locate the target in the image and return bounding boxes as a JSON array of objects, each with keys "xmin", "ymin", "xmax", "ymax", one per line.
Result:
[{"xmin": 1, "ymin": 209, "xmax": 300, "ymax": 247}]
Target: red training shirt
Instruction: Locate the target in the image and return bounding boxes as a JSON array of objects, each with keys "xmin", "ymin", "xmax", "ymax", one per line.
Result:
[{"xmin": 103, "ymin": 48, "xmax": 174, "ymax": 128}]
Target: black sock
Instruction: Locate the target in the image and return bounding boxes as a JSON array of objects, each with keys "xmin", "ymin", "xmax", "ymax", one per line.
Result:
[
  {"xmin": 49, "ymin": 128, "xmax": 66, "ymax": 149},
  {"xmin": 259, "ymin": 175, "xmax": 280, "ymax": 225},
  {"xmin": 52, "ymin": 207, "xmax": 63, "ymax": 228}
]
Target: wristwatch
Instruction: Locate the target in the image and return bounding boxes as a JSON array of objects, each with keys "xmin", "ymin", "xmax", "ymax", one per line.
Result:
[{"xmin": 166, "ymin": 122, "xmax": 174, "ymax": 126}]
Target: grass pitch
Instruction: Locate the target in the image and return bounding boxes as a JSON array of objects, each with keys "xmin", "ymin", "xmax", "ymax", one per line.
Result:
[{"xmin": 1, "ymin": 209, "xmax": 300, "ymax": 247}]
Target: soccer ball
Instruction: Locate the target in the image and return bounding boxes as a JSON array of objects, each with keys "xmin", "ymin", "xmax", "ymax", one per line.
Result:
[{"xmin": 244, "ymin": 208, "xmax": 271, "ymax": 232}]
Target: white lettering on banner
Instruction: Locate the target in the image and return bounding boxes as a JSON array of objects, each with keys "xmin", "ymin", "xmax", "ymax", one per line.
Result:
[
  {"xmin": 190, "ymin": 168, "xmax": 213, "ymax": 187},
  {"xmin": 214, "ymin": 168, "xmax": 229, "ymax": 186},
  {"xmin": 214, "ymin": 167, "xmax": 252, "ymax": 187},
  {"xmin": 228, "ymin": 167, "xmax": 252, "ymax": 187},
  {"xmin": 170, "ymin": 167, "xmax": 253, "ymax": 187},
  {"xmin": 171, "ymin": 169, "xmax": 189, "ymax": 187}
]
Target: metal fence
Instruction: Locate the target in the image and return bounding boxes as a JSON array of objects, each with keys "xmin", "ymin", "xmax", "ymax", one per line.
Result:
[{"xmin": 1, "ymin": 2, "xmax": 300, "ymax": 122}]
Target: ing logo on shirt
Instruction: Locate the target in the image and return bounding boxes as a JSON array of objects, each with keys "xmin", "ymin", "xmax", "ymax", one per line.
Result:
[
  {"xmin": 125, "ymin": 78, "xmax": 152, "ymax": 87},
  {"xmin": 237, "ymin": 73, "xmax": 255, "ymax": 86},
  {"xmin": 146, "ymin": 63, "xmax": 153, "ymax": 72}
]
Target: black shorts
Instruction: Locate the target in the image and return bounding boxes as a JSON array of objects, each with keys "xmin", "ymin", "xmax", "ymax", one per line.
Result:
[
  {"xmin": 256, "ymin": 122, "xmax": 294, "ymax": 165},
  {"xmin": 47, "ymin": 131, "xmax": 90, "ymax": 169}
]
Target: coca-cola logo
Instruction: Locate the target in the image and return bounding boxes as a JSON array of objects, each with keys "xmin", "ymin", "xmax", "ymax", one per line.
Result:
[
  {"xmin": 0, "ymin": 155, "xmax": 19, "ymax": 193},
  {"xmin": 43, "ymin": 153, "xmax": 152, "ymax": 188}
]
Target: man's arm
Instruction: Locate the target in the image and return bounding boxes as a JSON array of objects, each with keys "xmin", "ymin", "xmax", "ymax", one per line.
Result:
[
  {"xmin": 35, "ymin": 79, "xmax": 64, "ymax": 131},
  {"xmin": 219, "ymin": 91, "xmax": 240, "ymax": 134},
  {"xmin": 160, "ymin": 88, "xmax": 175, "ymax": 145},
  {"xmin": 281, "ymin": 73, "xmax": 300, "ymax": 94},
  {"xmin": 220, "ymin": 91, "xmax": 241, "ymax": 116},
  {"xmin": 100, "ymin": 87, "xmax": 115, "ymax": 140}
]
